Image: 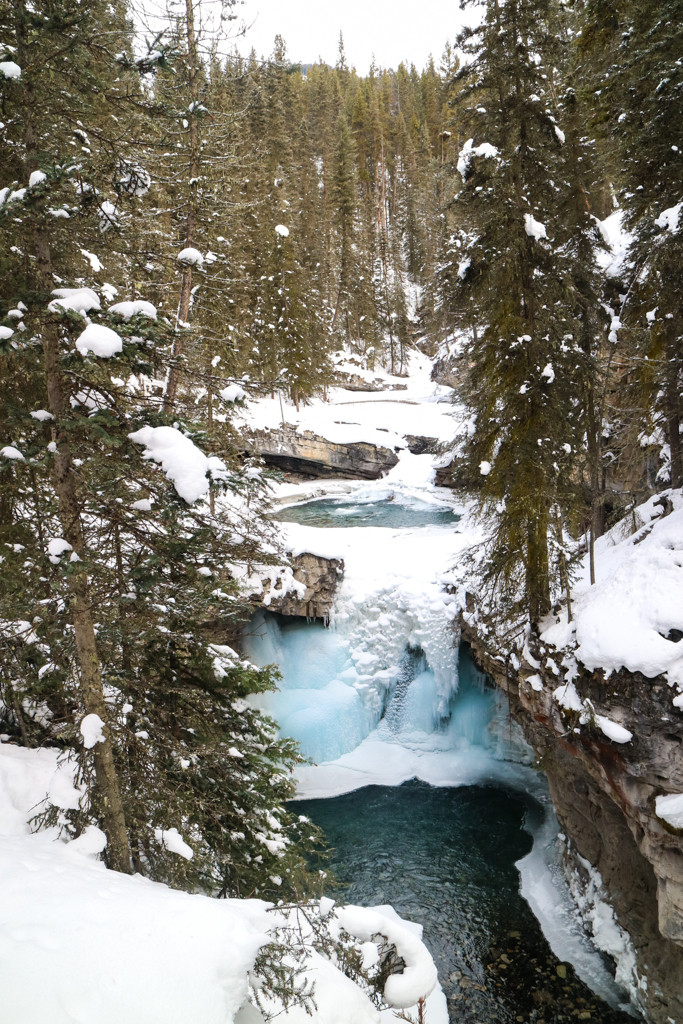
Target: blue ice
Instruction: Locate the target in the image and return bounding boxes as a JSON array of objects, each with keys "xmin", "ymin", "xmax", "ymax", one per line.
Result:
[{"xmin": 243, "ymin": 612, "xmax": 497, "ymax": 764}]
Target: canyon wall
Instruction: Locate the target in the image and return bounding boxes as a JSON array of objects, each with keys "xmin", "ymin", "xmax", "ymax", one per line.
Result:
[{"xmin": 462, "ymin": 620, "xmax": 683, "ymax": 1024}]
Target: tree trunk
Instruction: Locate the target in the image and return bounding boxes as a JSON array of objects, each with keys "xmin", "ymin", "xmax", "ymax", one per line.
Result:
[
  {"xmin": 39, "ymin": 253, "xmax": 132, "ymax": 875},
  {"xmin": 664, "ymin": 326, "xmax": 681, "ymax": 488},
  {"xmin": 163, "ymin": 0, "xmax": 200, "ymax": 416},
  {"xmin": 16, "ymin": 3, "xmax": 132, "ymax": 869},
  {"xmin": 526, "ymin": 512, "xmax": 551, "ymax": 626}
]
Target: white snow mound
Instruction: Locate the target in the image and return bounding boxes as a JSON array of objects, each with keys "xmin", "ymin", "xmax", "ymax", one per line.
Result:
[
  {"xmin": 75, "ymin": 323, "xmax": 123, "ymax": 358},
  {"xmin": 109, "ymin": 300, "xmax": 157, "ymax": 320},
  {"xmin": 129, "ymin": 425, "xmax": 228, "ymax": 503}
]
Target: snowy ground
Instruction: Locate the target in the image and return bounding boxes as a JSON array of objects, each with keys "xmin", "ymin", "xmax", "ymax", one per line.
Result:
[
  {"xmin": 237, "ymin": 349, "xmax": 463, "ymax": 452},
  {"xmin": 540, "ymin": 490, "xmax": 683, "ymax": 697},
  {"xmin": 0, "ymin": 742, "xmax": 447, "ymax": 1024}
]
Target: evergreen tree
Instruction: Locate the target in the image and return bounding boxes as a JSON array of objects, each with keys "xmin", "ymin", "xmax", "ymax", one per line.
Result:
[
  {"xmin": 587, "ymin": 0, "xmax": 682, "ymax": 488},
  {"xmin": 0, "ymin": 0, "xmax": 324, "ymax": 896},
  {"xmin": 450, "ymin": 0, "xmax": 598, "ymax": 623}
]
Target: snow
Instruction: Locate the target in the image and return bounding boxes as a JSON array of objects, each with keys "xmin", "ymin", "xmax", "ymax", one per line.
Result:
[
  {"xmin": 0, "ymin": 740, "xmax": 441, "ymax": 1024},
  {"xmin": 457, "ymin": 256, "xmax": 471, "ymax": 279},
  {"xmin": 48, "ymin": 287, "xmax": 101, "ymax": 315},
  {"xmin": 594, "ymin": 715, "xmax": 632, "ymax": 744},
  {"xmin": 66, "ymin": 824, "xmax": 107, "ymax": 857},
  {"xmin": 457, "ymin": 138, "xmax": 499, "ymax": 179},
  {"xmin": 479, "ymin": 459, "xmax": 491, "ymax": 475},
  {"xmin": 541, "ymin": 491, "xmax": 683, "ymax": 691},
  {"xmin": 553, "ymin": 681, "xmax": 584, "ymax": 713},
  {"xmin": 177, "ymin": 246, "xmax": 204, "ymax": 267},
  {"xmin": 655, "ymin": 793, "xmax": 683, "ymax": 830},
  {"xmin": 596, "ymin": 210, "xmax": 631, "ymax": 278},
  {"xmin": 553, "ymin": 685, "xmax": 632, "ymax": 743},
  {"xmin": 75, "ymin": 322, "xmax": 123, "ymax": 358},
  {"xmin": 80, "ymin": 713, "xmax": 106, "ymax": 749},
  {"xmin": 335, "ymin": 904, "xmax": 437, "ymax": 1008},
  {"xmin": 30, "ymin": 409, "xmax": 53, "ymax": 422},
  {"xmin": 237, "ymin": 350, "xmax": 457, "ymax": 450},
  {"xmin": 81, "ymin": 248, "xmax": 103, "ymax": 273},
  {"xmin": 524, "ymin": 212, "xmax": 547, "ymax": 240},
  {"xmin": 0, "ymin": 60, "xmax": 21, "ymax": 79},
  {"xmin": 654, "ymin": 201, "xmax": 682, "ymax": 234},
  {"xmin": 526, "ymin": 830, "xmax": 641, "ymax": 1009},
  {"xmin": 109, "ymin": 299, "xmax": 157, "ymax": 320},
  {"xmin": 220, "ymin": 383, "xmax": 247, "ymax": 403},
  {"xmin": 275, "ymin": 223, "xmax": 290, "ymax": 237},
  {"xmin": 541, "ymin": 362, "xmax": 555, "ymax": 383},
  {"xmin": 28, "ymin": 170, "xmax": 47, "ymax": 188},
  {"xmin": 129, "ymin": 424, "xmax": 228, "ymax": 503},
  {"xmin": 47, "ymin": 538, "xmax": 73, "ymax": 562},
  {"xmin": 1, "ymin": 445, "xmax": 24, "ymax": 461},
  {"xmin": 155, "ymin": 826, "xmax": 194, "ymax": 859}
]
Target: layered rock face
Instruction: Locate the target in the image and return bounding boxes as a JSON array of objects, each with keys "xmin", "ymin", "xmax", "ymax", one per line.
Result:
[
  {"xmin": 250, "ymin": 426, "xmax": 399, "ymax": 480},
  {"xmin": 462, "ymin": 620, "xmax": 683, "ymax": 1024},
  {"xmin": 249, "ymin": 552, "xmax": 344, "ymax": 622}
]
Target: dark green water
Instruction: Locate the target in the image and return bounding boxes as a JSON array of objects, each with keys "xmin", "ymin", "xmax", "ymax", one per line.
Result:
[
  {"xmin": 275, "ymin": 495, "xmax": 461, "ymax": 529},
  {"xmin": 296, "ymin": 782, "xmax": 634, "ymax": 1024}
]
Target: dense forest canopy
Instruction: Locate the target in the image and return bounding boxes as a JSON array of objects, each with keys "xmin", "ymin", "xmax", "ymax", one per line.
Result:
[{"xmin": 0, "ymin": 0, "xmax": 680, "ymax": 893}]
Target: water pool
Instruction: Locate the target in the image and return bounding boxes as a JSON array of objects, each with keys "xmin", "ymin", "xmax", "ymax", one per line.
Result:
[
  {"xmin": 275, "ymin": 494, "xmax": 461, "ymax": 528},
  {"xmin": 296, "ymin": 782, "xmax": 634, "ymax": 1024}
]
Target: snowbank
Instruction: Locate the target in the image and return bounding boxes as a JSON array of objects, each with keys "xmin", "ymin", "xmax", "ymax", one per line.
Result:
[
  {"xmin": 541, "ymin": 491, "xmax": 683, "ymax": 696},
  {"xmin": 0, "ymin": 740, "xmax": 441, "ymax": 1024}
]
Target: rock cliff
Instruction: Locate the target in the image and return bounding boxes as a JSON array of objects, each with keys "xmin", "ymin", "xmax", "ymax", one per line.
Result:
[
  {"xmin": 249, "ymin": 426, "xmax": 399, "ymax": 480},
  {"xmin": 249, "ymin": 552, "xmax": 344, "ymax": 622},
  {"xmin": 462, "ymin": 618, "xmax": 683, "ymax": 1024}
]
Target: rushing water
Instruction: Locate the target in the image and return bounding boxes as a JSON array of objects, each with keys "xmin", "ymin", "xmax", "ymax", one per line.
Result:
[
  {"xmin": 297, "ymin": 782, "xmax": 635, "ymax": 1024},
  {"xmin": 275, "ymin": 494, "xmax": 461, "ymax": 528}
]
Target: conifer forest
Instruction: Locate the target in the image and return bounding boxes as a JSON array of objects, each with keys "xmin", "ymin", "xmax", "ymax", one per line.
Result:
[{"xmin": 0, "ymin": 1, "xmax": 682, "ymax": 1021}]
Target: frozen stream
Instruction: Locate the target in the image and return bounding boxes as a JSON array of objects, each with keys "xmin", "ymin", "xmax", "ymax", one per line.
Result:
[{"xmin": 243, "ymin": 483, "xmax": 638, "ymax": 1022}]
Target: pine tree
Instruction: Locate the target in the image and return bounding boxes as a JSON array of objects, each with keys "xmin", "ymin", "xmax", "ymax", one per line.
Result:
[
  {"xmin": 0, "ymin": 0, "xmax": 325, "ymax": 895},
  {"xmin": 450, "ymin": 0, "xmax": 598, "ymax": 623},
  {"xmin": 330, "ymin": 112, "xmax": 359, "ymax": 342}
]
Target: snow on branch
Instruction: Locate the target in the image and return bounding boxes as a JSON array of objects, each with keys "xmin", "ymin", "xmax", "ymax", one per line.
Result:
[{"xmin": 128, "ymin": 425, "xmax": 228, "ymax": 503}]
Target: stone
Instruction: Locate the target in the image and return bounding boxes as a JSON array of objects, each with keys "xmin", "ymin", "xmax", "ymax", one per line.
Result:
[
  {"xmin": 249, "ymin": 426, "xmax": 399, "ymax": 480},
  {"xmin": 461, "ymin": 617, "xmax": 683, "ymax": 1024},
  {"xmin": 250, "ymin": 552, "xmax": 343, "ymax": 622},
  {"xmin": 435, "ymin": 457, "xmax": 457, "ymax": 488}
]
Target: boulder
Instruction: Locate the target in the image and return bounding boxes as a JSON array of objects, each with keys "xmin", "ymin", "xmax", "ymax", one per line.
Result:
[{"xmin": 249, "ymin": 552, "xmax": 343, "ymax": 622}]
